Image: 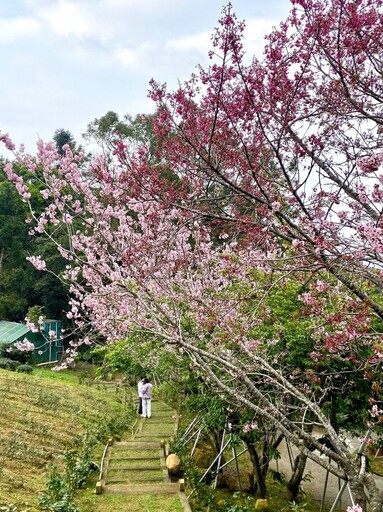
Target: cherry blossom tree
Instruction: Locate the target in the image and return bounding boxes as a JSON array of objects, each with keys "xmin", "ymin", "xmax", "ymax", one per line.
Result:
[{"xmin": 2, "ymin": 0, "xmax": 383, "ymax": 508}]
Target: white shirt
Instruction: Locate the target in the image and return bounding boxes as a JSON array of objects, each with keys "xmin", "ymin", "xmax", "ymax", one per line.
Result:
[{"xmin": 138, "ymin": 380, "xmax": 144, "ymax": 398}]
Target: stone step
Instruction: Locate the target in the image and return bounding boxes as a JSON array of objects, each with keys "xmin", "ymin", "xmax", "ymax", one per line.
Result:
[
  {"xmin": 141, "ymin": 418, "xmax": 175, "ymax": 422},
  {"xmin": 109, "ymin": 448, "xmax": 165, "ymax": 462},
  {"xmin": 113, "ymin": 441, "xmax": 162, "ymax": 449},
  {"xmin": 98, "ymin": 397, "xmax": 181, "ymax": 502},
  {"xmin": 135, "ymin": 434, "xmax": 172, "ymax": 438},
  {"xmin": 147, "ymin": 422, "xmax": 176, "ymax": 425},
  {"xmin": 137, "ymin": 428, "xmax": 175, "ymax": 433},
  {"xmin": 110, "ymin": 455, "xmax": 160, "ymax": 461},
  {"xmin": 108, "ymin": 465, "xmax": 165, "ymax": 471},
  {"xmin": 104, "ymin": 482, "xmax": 180, "ymax": 495},
  {"xmin": 140, "ymin": 420, "xmax": 170, "ymax": 423},
  {"xmin": 106, "ymin": 475, "xmax": 166, "ymax": 483}
]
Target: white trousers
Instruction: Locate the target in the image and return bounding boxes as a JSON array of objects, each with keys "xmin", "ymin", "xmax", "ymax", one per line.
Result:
[{"xmin": 142, "ymin": 398, "xmax": 151, "ymax": 418}]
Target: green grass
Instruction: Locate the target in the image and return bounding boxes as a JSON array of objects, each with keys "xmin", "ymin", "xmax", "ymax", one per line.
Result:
[
  {"xmin": 77, "ymin": 490, "xmax": 185, "ymax": 512},
  {"xmin": 0, "ymin": 366, "xmax": 133, "ymax": 510},
  {"xmin": 0, "ymin": 366, "xmax": 334, "ymax": 512},
  {"xmin": 109, "ymin": 459, "xmax": 161, "ymax": 468},
  {"xmin": 33, "ymin": 366, "xmax": 81, "ymax": 384}
]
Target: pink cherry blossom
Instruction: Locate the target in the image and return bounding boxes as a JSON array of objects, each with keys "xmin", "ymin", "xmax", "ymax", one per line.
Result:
[
  {"xmin": 26, "ymin": 256, "xmax": 47, "ymax": 271},
  {"xmin": 15, "ymin": 338, "xmax": 35, "ymax": 352}
]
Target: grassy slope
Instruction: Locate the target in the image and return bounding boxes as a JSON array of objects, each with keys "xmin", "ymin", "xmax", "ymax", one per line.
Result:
[
  {"xmin": 0, "ymin": 366, "xmax": 345, "ymax": 512},
  {"xmin": 0, "ymin": 366, "xmax": 132, "ymax": 510}
]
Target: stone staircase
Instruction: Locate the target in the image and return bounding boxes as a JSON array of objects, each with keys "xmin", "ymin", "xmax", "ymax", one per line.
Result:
[{"xmin": 96, "ymin": 398, "xmax": 191, "ymax": 510}]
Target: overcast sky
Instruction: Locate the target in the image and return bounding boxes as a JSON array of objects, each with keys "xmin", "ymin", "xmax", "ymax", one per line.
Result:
[{"xmin": 0, "ymin": 0, "xmax": 291, "ymax": 154}]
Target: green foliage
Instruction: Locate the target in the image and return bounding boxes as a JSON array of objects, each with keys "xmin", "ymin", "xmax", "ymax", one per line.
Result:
[
  {"xmin": 34, "ymin": 388, "xmax": 61, "ymax": 409},
  {"xmin": 235, "ymin": 272, "xmax": 376, "ymax": 433},
  {"xmin": 38, "ymin": 435, "xmax": 96, "ymax": 512},
  {"xmin": 93, "ymin": 340, "xmax": 144, "ymax": 382},
  {"xmin": 53, "ymin": 129, "xmax": 77, "ymax": 156},
  {"xmin": 38, "ymin": 406, "xmax": 133, "ymax": 512},
  {"xmin": 0, "ymin": 357, "xmax": 30, "ymax": 372},
  {"xmin": 179, "ymin": 454, "xmax": 217, "ymax": 510},
  {"xmin": 221, "ymin": 493, "xmax": 256, "ymax": 511},
  {"xmin": 0, "ymin": 366, "xmax": 134, "ymax": 508},
  {"xmin": 288, "ymin": 501, "xmax": 308, "ymax": 511},
  {"xmin": 0, "ymin": 163, "xmax": 69, "ymax": 322},
  {"xmin": 16, "ymin": 364, "xmax": 33, "ymax": 374},
  {"xmin": 0, "ymin": 358, "xmax": 11, "ymax": 370},
  {"xmin": 0, "ymin": 343, "xmax": 34, "ymax": 365},
  {"xmin": 26, "ymin": 305, "xmax": 45, "ymax": 327},
  {"xmin": 7, "ymin": 359, "xmax": 22, "ymax": 371},
  {"xmin": 83, "ymin": 111, "xmax": 157, "ymax": 159},
  {"xmin": 268, "ymin": 468, "xmax": 286, "ymax": 484}
]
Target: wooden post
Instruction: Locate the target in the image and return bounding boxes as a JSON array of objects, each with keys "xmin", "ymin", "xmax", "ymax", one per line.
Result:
[{"xmin": 95, "ymin": 480, "xmax": 104, "ymax": 494}]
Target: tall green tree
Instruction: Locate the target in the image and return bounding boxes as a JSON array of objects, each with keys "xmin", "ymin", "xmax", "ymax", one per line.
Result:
[
  {"xmin": 0, "ymin": 162, "xmax": 68, "ymax": 321},
  {"xmin": 53, "ymin": 128, "xmax": 77, "ymax": 156},
  {"xmin": 83, "ymin": 111, "xmax": 157, "ymax": 160}
]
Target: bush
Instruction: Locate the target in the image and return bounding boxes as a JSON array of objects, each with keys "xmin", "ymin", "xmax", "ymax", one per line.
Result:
[
  {"xmin": 0, "ymin": 357, "xmax": 11, "ymax": 370},
  {"xmin": 16, "ymin": 364, "xmax": 33, "ymax": 374},
  {"xmin": 7, "ymin": 359, "xmax": 21, "ymax": 371},
  {"xmin": 0, "ymin": 344, "xmax": 34, "ymax": 364}
]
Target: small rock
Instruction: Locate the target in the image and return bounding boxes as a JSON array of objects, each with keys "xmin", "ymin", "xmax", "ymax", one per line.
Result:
[
  {"xmin": 166, "ymin": 453, "xmax": 181, "ymax": 475},
  {"xmin": 255, "ymin": 498, "xmax": 268, "ymax": 510}
]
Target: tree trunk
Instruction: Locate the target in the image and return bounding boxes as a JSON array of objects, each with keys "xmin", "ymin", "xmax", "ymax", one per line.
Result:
[
  {"xmin": 362, "ymin": 472, "xmax": 383, "ymax": 512},
  {"xmin": 347, "ymin": 475, "xmax": 368, "ymax": 511},
  {"xmin": 286, "ymin": 451, "xmax": 308, "ymax": 502},
  {"xmin": 246, "ymin": 441, "xmax": 267, "ymax": 499}
]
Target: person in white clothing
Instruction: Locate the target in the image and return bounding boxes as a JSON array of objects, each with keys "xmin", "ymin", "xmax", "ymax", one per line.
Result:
[
  {"xmin": 141, "ymin": 378, "xmax": 153, "ymax": 418},
  {"xmin": 137, "ymin": 377, "xmax": 145, "ymax": 415}
]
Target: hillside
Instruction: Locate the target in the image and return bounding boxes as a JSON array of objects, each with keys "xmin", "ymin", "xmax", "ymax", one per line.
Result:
[{"xmin": 0, "ymin": 366, "xmax": 134, "ymax": 510}]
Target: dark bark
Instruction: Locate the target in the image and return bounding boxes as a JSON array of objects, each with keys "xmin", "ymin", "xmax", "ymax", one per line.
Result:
[
  {"xmin": 287, "ymin": 451, "xmax": 308, "ymax": 502},
  {"xmin": 246, "ymin": 441, "xmax": 267, "ymax": 499}
]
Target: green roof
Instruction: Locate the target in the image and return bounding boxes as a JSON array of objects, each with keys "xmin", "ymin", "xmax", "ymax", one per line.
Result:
[{"xmin": 0, "ymin": 321, "xmax": 30, "ymax": 344}]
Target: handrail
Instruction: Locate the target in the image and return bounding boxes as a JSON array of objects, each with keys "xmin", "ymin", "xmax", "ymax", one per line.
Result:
[{"xmin": 98, "ymin": 442, "xmax": 109, "ymax": 481}]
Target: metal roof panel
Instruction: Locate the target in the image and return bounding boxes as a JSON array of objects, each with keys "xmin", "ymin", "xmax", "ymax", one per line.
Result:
[{"xmin": 0, "ymin": 321, "xmax": 30, "ymax": 343}]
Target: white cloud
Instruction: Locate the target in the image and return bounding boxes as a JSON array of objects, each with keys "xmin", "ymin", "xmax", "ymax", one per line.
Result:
[
  {"xmin": 36, "ymin": 0, "xmax": 91, "ymax": 37},
  {"xmin": 163, "ymin": 17, "xmax": 282, "ymax": 64},
  {"xmin": 0, "ymin": 17, "xmax": 40, "ymax": 42},
  {"xmin": 165, "ymin": 31, "xmax": 211, "ymax": 54},
  {"xmin": 244, "ymin": 18, "xmax": 281, "ymax": 60},
  {"xmin": 24, "ymin": 0, "xmax": 171, "ymax": 43},
  {"xmin": 114, "ymin": 42, "xmax": 157, "ymax": 69},
  {"xmin": 115, "ymin": 46, "xmax": 137, "ymax": 68},
  {"xmin": 0, "ymin": 0, "xmax": 291, "ymax": 156}
]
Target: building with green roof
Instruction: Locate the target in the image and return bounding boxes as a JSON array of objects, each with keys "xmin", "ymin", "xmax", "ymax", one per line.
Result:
[{"xmin": 0, "ymin": 320, "xmax": 63, "ymax": 363}]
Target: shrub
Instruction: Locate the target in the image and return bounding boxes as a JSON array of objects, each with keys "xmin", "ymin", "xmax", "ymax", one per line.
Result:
[
  {"xmin": 0, "ymin": 357, "xmax": 11, "ymax": 370},
  {"xmin": 7, "ymin": 359, "xmax": 22, "ymax": 371},
  {"xmin": 0, "ymin": 344, "xmax": 34, "ymax": 365},
  {"xmin": 16, "ymin": 364, "xmax": 33, "ymax": 374}
]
